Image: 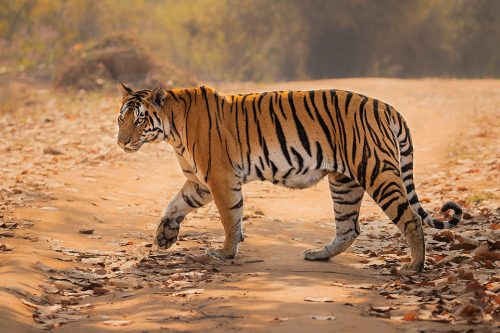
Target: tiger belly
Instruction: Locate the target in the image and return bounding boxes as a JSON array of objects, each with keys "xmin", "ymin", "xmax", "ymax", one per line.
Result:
[
  {"xmin": 245, "ymin": 165, "xmax": 329, "ymax": 189},
  {"xmin": 279, "ymin": 169, "xmax": 329, "ymax": 189}
]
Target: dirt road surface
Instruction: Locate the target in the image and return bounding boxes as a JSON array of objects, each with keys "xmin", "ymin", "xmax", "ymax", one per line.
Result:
[{"xmin": 1, "ymin": 79, "xmax": 499, "ymax": 332}]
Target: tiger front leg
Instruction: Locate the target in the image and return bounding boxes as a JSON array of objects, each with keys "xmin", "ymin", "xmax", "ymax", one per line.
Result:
[
  {"xmin": 155, "ymin": 180, "xmax": 213, "ymax": 249},
  {"xmin": 205, "ymin": 181, "xmax": 244, "ymax": 260}
]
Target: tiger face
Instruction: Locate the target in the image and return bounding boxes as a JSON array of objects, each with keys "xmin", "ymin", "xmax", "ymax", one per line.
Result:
[{"xmin": 116, "ymin": 82, "xmax": 166, "ymax": 153}]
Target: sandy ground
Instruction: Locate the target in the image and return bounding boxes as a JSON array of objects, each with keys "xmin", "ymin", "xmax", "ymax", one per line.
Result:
[{"xmin": 0, "ymin": 79, "xmax": 499, "ymax": 332}]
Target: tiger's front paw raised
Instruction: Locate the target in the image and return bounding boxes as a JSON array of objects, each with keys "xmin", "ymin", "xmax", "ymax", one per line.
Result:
[
  {"xmin": 205, "ymin": 247, "xmax": 237, "ymax": 260},
  {"xmin": 154, "ymin": 216, "xmax": 184, "ymax": 249}
]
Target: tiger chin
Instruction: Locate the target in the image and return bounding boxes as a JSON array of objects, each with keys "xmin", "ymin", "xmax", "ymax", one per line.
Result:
[{"xmin": 116, "ymin": 82, "xmax": 462, "ymax": 276}]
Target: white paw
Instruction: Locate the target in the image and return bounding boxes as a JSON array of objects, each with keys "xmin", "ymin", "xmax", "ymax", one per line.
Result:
[
  {"xmin": 397, "ymin": 262, "xmax": 424, "ymax": 276},
  {"xmin": 205, "ymin": 247, "xmax": 236, "ymax": 260},
  {"xmin": 302, "ymin": 248, "xmax": 331, "ymax": 261}
]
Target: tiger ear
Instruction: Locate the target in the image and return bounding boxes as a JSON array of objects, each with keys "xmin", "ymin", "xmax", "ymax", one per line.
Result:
[
  {"xmin": 117, "ymin": 82, "xmax": 132, "ymax": 97},
  {"xmin": 148, "ymin": 85, "xmax": 167, "ymax": 108}
]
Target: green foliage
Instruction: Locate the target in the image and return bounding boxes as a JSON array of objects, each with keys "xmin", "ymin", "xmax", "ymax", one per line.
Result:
[{"xmin": 0, "ymin": 0, "xmax": 499, "ymax": 82}]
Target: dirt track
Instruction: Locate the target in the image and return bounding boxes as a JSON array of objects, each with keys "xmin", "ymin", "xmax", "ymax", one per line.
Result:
[{"xmin": 0, "ymin": 79, "xmax": 499, "ymax": 332}]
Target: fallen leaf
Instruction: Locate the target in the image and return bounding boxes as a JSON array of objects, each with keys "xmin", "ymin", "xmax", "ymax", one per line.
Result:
[
  {"xmin": 472, "ymin": 243, "xmax": 489, "ymax": 257},
  {"xmin": 103, "ymin": 320, "xmax": 133, "ymax": 326},
  {"xmin": 433, "ymin": 230, "xmax": 454, "ymax": 243},
  {"xmin": 370, "ymin": 306, "xmax": 398, "ymax": 313},
  {"xmin": 40, "ymin": 206, "xmax": 59, "ymax": 211},
  {"xmin": 192, "ymin": 254, "xmax": 211, "ymax": 264},
  {"xmin": 34, "ymin": 261, "xmax": 53, "ymax": 272},
  {"xmin": 310, "ymin": 315, "xmax": 336, "ymax": 320},
  {"xmin": 463, "ymin": 212, "xmax": 473, "ymax": 220},
  {"xmin": 304, "ymin": 297, "xmax": 334, "ymax": 303},
  {"xmin": 0, "ymin": 242, "xmax": 13, "ymax": 251},
  {"xmin": 42, "ymin": 147, "xmax": 63, "ymax": 155},
  {"xmin": 450, "ymin": 235, "xmax": 480, "ymax": 250},
  {"xmin": 455, "ymin": 304, "xmax": 481, "ymax": 317},
  {"xmin": 475, "ymin": 251, "xmax": 500, "ymax": 261},
  {"xmin": 243, "ymin": 258, "xmax": 265, "ymax": 264},
  {"xmin": 93, "ymin": 215, "xmax": 104, "ymax": 223},
  {"xmin": 93, "ymin": 287, "xmax": 109, "ymax": 296},
  {"xmin": 172, "ymin": 289, "xmax": 204, "ymax": 297},
  {"xmin": 81, "ymin": 257, "xmax": 104, "ymax": 265},
  {"xmin": 20, "ymin": 299, "xmax": 38, "ymax": 309},
  {"xmin": 402, "ymin": 310, "xmax": 419, "ymax": 321}
]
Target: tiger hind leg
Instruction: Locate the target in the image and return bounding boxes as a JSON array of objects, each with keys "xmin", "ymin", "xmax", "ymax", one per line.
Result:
[
  {"xmin": 303, "ymin": 174, "xmax": 363, "ymax": 261},
  {"xmin": 364, "ymin": 172, "xmax": 425, "ymax": 275}
]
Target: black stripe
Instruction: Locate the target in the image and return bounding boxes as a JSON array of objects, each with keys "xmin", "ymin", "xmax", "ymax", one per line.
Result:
[
  {"xmin": 167, "ymin": 90, "xmax": 178, "ymax": 102},
  {"xmin": 315, "ymin": 142, "xmax": 323, "ymax": 169},
  {"xmin": 243, "ymin": 95, "xmax": 252, "ymax": 175},
  {"xmin": 409, "ymin": 195, "xmax": 419, "ymax": 205},
  {"xmin": 290, "ymin": 147, "xmax": 304, "ymax": 172},
  {"xmin": 255, "ymin": 166, "xmax": 264, "ymax": 180},
  {"xmin": 277, "ymin": 93, "xmax": 288, "ymax": 119},
  {"xmin": 183, "ymin": 192, "xmax": 201, "ymax": 208},
  {"xmin": 335, "ymin": 197, "xmax": 363, "ymax": 205},
  {"xmin": 393, "ymin": 201, "xmax": 409, "ymax": 225},
  {"xmin": 331, "ymin": 188, "xmax": 351, "ymax": 195},
  {"xmin": 405, "ymin": 183, "xmax": 415, "ymax": 194},
  {"xmin": 234, "ymin": 98, "xmax": 244, "ymax": 171},
  {"xmin": 262, "ymin": 139, "xmax": 270, "ymax": 166},
  {"xmin": 356, "ymin": 139, "xmax": 370, "ymax": 188},
  {"xmin": 321, "ymin": 92, "xmax": 337, "ymax": 169},
  {"xmin": 335, "ymin": 211, "xmax": 358, "ymax": 221},
  {"xmin": 369, "ymin": 151, "xmax": 381, "ymax": 188},
  {"xmin": 230, "ymin": 199, "xmax": 243, "ymax": 210},
  {"xmin": 303, "ymin": 95, "xmax": 315, "ymax": 120},
  {"xmin": 273, "ymin": 116, "xmax": 292, "ymax": 166},
  {"xmin": 271, "ymin": 161, "xmax": 278, "ymax": 180},
  {"xmin": 282, "ymin": 168, "xmax": 294, "ymax": 179},
  {"xmin": 309, "ymin": 91, "xmax": 335, "ymax": 153},
  {"xmin": 381, "ymin": 196, "xmax": 399, "ymax": 212},
  {"xmin": 335, "ymin": 175, "xmax": 353, "ymax": 184},
  {"xmin": 288, "ymin": 92, "xmax": 312, "ymax": 156},
  {"xmin": 403, "ymin": 174, "xmax": 413, "ymax": 182},
  {"xmin": 431, "ymin": 219, "xmax": 444, "ymax": 229},
  {"xmin": 401, "ymin": 162, "xmax": 413, "ymax": 173},
  {"xmin": 253, "ymin": 99, "xmax": 263, "ymax": 146},
  {"xmin": 200, "ymin": 87, "xmax": 212, "ymax": 183}
]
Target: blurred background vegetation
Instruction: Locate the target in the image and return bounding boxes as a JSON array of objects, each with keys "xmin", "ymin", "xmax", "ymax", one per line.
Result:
[{"xmin": 0, "ymin": 0, "xmax": 499, "ymax": 87}]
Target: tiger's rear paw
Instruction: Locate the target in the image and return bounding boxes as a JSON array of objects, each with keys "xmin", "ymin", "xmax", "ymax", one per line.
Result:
[
  {"xmin": 302, "ymin": 248, "xmax": 331, "ymax": 261},
  {"xmin": 154, "ymin": 216, "xmax": 184, "ymax": 249},
  {"xmin": 398, "ymin": 261, "xmax": 424, "ymax": 276},
  {"xmin": 205, "ymin": 247, "xmax": 237, "ymax": 260}
]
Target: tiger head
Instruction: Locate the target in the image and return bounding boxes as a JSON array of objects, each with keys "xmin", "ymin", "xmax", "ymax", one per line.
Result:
[{"xmin": 116, "ymin": 82, "xmax": 168, "ymax": 153}]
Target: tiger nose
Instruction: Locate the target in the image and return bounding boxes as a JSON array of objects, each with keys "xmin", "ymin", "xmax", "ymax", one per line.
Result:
[{"xmin": 118, "ymin": 139, "xmax": 129, "ymax": 148}]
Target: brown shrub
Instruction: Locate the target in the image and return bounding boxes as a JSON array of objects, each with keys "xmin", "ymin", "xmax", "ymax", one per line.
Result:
[{"xmin": 53, "ymin": 35, "xmax": 196, "ymax": 90}]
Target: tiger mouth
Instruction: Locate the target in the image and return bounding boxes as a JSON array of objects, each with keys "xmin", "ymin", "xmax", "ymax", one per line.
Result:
[{"xmin": 123, "ymin": 144, "xmax": 142, "ymax": 153}]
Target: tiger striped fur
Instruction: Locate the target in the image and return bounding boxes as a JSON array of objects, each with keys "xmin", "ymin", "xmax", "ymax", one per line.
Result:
[{"xmin": 116, "ymin": 82, "xmax": 462, "ymax": 274}]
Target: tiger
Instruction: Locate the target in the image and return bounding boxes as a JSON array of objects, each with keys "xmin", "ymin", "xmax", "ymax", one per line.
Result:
[{"xmin": 116, "ymin": 82, "xmax": 462, "ymax": 275}]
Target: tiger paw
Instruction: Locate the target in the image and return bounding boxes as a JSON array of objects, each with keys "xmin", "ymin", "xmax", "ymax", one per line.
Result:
[
  {"xmin": 398, "ymin": 261, "xmax": 424, "ymax": 276},
  {"xmin": 302, "ymin": 247, "xmax": 331, "ymax": 261},
  {"xmin": 154, "ymin": 216, "xmax": 184, "ymax": 249},
  {"xmin": 205, "ymin": 247, "xmax": 237, "ymax": 260}
]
